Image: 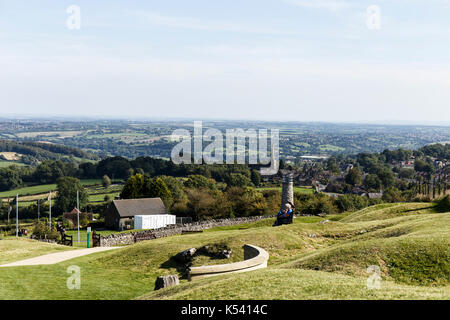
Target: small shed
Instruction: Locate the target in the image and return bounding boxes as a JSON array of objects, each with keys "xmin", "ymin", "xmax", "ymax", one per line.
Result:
[{"xmin": 103, "ymin": 198, "xmax": 168, "ymax": 230}]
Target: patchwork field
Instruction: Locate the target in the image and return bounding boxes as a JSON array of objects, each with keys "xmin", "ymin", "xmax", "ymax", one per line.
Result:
[
  {"xmin": 0, "ymin": 161, "xmax": 26, "ymax": 168},
  {"xmin": 0, "ymin": 152, "xmax": 22, "ymax": 161},
  {"xmin": 0, "ymin": 203, "xmax": 448, "ymax": 300},
  {"xmin": 0, "ymin": 179, "xmax": 110, "ymax": 199}
]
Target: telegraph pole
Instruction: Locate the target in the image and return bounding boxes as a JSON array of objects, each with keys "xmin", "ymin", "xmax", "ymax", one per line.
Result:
[
  {"xmin": 77, "ymin": 190, "xmax": 80, "ymax": 243},
  {"xmin": 16, "ymin": 194, "xmax": 18, "ymax": 237},
  {"xmin": 49, "ymin": 191, "xmax": 52, "ymax": 229},
  {"xmin": 7, "ymin": 197, "xmax": 10, "ymax": 226}
]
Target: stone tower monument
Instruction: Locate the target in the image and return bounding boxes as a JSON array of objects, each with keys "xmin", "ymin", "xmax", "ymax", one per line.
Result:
[{"xmin": 280, "ymin": 170, "xmax": 295, "ymax": 209}]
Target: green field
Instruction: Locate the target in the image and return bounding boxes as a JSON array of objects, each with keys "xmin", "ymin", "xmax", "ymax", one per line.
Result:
[
  {"xmin": 0, "ymin": 202, "xmax": 448, "ymax": 300},
  {"xmin": 0, "ymin": 161, "xmax": 27, "ymax": 168},
  {"xmin": 257, "ymin": 187, "xmax": 314, "ymax": 194},
  {"xmin": 0, "ymin": 179, "xmax": 105, "ymax": 198}
]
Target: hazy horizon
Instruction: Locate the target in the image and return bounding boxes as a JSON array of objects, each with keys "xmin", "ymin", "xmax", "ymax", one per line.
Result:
[
  {"xmin": 1, "ymin": 1, "xmax": 450, "ymax": 123},
  {"xmin": 2, "ymin": 113, "xmax": 450, "ymax": 127}
]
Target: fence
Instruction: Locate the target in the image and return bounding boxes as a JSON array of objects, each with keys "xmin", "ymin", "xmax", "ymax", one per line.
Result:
[
  {"xmin": 60, "ymin": 233, "xmax": 73, "ymax": 246},
  {"xmin": 92, "ymin": 232, "xmax": 101, "ymax": 247}
]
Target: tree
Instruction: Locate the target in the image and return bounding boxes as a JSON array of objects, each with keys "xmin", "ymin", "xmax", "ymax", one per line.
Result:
[
  {"xmin": 345, "ymin": 168, "xmax": 362, "ymax": 186},
  {"xmin": 144, "ymin": 177, "xmax": 173, "ymax": 208},
  {"xmin": 158, "ymin": 176, "xmax": 186, "ymax": 203},
  {"xmin": 186, "ymin": 188, "xmax": 216, "ymax": 221},
  {"xmin": 120, "ymin": 174, "xmax": 146, "ymax": 199},
  {"xmin": 96, "ymin": 156, "xmax": 132, "ymax": 179},
  {"xmin": 0, "ymin": 167, "xmax": 22, "ymax": 191},
  {"xmin": 336, "ymin": 194, "xmax": 369, "ymax": 212},
  {"xmin": 364, "ymin": 174, "xmax": 382, "ymax": 191},
  {"xmin": 33, "ymin": 160, "xmax": 65, "ymax": 184},
  {"xmin": 54, "ymin": 177, "xmax": 88, "ymax": 214},
  {"xmin": 250, "ymin": 169, "xmax": 261, "ymax": 187},
  {"xmin": 298, "ymin": 194, "xmax": 337, "ymax": 215},
  {"xmin": 398, "ymin": 168, "xmax": 416, "ymax": 179},
  {"xmin": 414, "ymin": 159, "xmax": 434, "ymax": 173},
  {"xmin": 102, "ymin": 175, "xmax": 112, "ymax": 188},
  {"xmin": 120, "ymin": 174, "xmax": 173, "ymax": 208},
  {"xmin": 225, "ymin": 173, "xmax": 254, "ymax": 188},
  {"xmin": 376, "ymin": 168, "xmax": 395, "ymax": 188},
  {"xmin": 225, "ymin": 187, "xmax": 267, "ymax": 217},
  {"xmin": 382, "ymin": 187, "xmax": 403, "ymax": 203},
  {"xmin": 184, "ymin": 175, "xmax": 216, "ymax": 190}
]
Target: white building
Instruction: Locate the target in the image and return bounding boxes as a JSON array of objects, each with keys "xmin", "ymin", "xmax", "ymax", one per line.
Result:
[{"xmin": 134, "ymin": 214, "xmax": 176, "ymax": 230}]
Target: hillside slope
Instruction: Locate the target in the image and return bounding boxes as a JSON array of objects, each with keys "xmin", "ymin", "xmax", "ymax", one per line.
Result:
[
  {"xmin": 0, "ymin": 203, "xmax": 448, "ymax": 300},
  {"xmin": 0, "ymin": 139, "xmax": 99, "ymax": 164}
]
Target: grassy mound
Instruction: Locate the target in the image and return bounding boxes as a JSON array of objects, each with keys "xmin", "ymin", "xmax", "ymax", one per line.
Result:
[
  {"xmin": 139, "ymin": 268, "xmax": 449, "ymax": 300},
  {"xmin": 284, "ymin": 237, "xmax": 449, "ymax": 286},
  {"xmin": 284, "ymin": 212, "xmax": 450, "ymax": 286},
  {"xmin": 341, "ymin": 203, "xmax": 435, "ymax": 222}
]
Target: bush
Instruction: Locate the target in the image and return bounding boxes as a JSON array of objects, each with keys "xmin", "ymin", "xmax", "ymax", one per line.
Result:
[
  {"xmin": 298, "ymin": 194, "xmax": 337, "ymax": 216},
  {"xmin": 382, "ymin": 187, "xmax": 404, "ymax": 203},
  {"xmin": 336, "ymin": 194, "xmax": 370, "ymax": 212},
  {"xmin": 88, "ymin": 219, "xmax": 105, "ymax": 229},
  {"xmin": 86, "ymin": 203, "xmax": 108, "ymax": 215},
  {"xmin": 32, "ymin": 221, "xmax": 59, "ymax": 240},
  {"xmin": 62, "ymin": 218, "xmax": 73, "ymax": 229},
  {"xmin": 435, "ymin": 195, "xmax": 450, "ymax": 213}
]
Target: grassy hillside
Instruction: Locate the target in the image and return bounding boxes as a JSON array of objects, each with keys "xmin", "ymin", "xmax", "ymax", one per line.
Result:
[
  {"xmin": 0, "ymin": 179, "xmax": 105, "ymax": 198},
  {"xmin": 0, "ymin": 239, "xmax": 75, "ymax": 265},
  {"xmin": 0, "ymin": 139, "xmax": 99, "ymax": 164},
  {"xmin": 0, "ymin": 203, "xmax": 448, "ymax": 300},
  {"xmin": 340, "ymin": 203, "xmax": 435, "ymax": 222}
]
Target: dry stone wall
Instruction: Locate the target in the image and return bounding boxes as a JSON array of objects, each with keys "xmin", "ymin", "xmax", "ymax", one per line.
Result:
[{"xmin": 99, "ymin": 215, "xmax": 273, "ymax": 247}]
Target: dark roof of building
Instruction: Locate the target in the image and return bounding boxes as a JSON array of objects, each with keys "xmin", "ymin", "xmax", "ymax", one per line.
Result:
[{"xmin": 112, "ymin": 198, "xmax": 167, "ymax": 218}]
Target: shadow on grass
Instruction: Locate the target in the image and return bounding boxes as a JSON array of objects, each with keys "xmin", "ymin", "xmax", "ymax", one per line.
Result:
[
  {"xmin": 160, "ymin": 256, "xmax": 190, "ymax": 280},
  {"xmin": 403, "ymin": 206, "xmax": 435, "ymax": 213},
  {"xmin": 160, "ymin": 243, "xmax": 234, "ymax": 280}
]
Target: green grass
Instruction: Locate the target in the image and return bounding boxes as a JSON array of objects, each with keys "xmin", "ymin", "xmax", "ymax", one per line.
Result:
[
  {"xmin": 88, "ymin": 192, "xmax": 120, "ymax": 203},
  {"xmin": 0, "ymin": 179, "xmax": 104, "ymax": 198},
  {"xmin": 341, "ymin": 202, "xmax": 435, "ymax": 222},
  {"xmin": 0, "ymin": 238, "xmax": 76, "ymax": 265},
  {"xmin": 0, "ymin": 161, "xmax": 26, "ymax": 168},
  {"xmin": 257, "ymin": 187, "xmax": 314, "ymax": 194},
  {"xmin": 140, "ymin": 269, "xmax": 448, "ymax": 300},
  {"xmin": 0, "ymin": 202, "xmax": 448, "ymax": 300}
]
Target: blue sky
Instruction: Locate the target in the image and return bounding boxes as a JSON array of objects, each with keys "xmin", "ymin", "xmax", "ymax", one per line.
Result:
[{"xmin": 1, "ymin": 0, "xmax": 450, "ymax": 123}]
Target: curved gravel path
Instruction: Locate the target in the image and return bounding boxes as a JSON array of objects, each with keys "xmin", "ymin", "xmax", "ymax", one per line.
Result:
[{"xmin": 0, "ymin": 247, "xmax": 119, "ymax": 267}]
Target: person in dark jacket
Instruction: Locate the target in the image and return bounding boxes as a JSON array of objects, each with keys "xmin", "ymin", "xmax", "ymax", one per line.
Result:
[{"xmin": 273, "ymin": 203, "xmax": 294, "ymax": 227}]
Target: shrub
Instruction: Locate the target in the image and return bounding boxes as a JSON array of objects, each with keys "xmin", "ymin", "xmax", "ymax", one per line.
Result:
[
  {"xmin": 62, "ymin": 218, "xmax": 73, "ymax": 229},
  {"xmin": 298, "ymin": 194, "xmax": 337, "ymax": 216},
  {"xmin": 382, "ymin": 187, "xmax": 404, "ymax": 203},
  {"xmin": 435, "ymin": 195, "xmax": 450, "ymax": 213},
  {"xmin": 32, "ymin": 221, "xmax": 59, "ymax": 240},
  {"xmin": 336, "ymin": 194, "xmax": 370, "ymax": 212}
]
